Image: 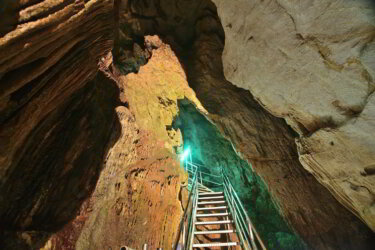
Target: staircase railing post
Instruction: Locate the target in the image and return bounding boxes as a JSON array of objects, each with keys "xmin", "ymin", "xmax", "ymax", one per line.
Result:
[
  {"xmin": 221, "ymin": 168, "xmax": 230, "ymax": 243},
  {"xmin": 182, "ymin": 221, "xmax": 185, "ymax": 247},
  {"xmin": 248, "ymin": 220, "xmax": 258, "ymax": 250},
  {"xmin": 182, "ymin": 159, "xmax": 266, "ymax": 249},
  {"xmin": 188, "ymin": 175, "xmax": 198, "ymax": 250},
  {"xmin": 231, "ymin": 184, "xmax": 236, "ymax": 229}
]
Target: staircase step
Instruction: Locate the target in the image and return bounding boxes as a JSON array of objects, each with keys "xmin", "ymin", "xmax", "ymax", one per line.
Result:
[
  {"xmin": 198, "ymin": 190, "xmax": 212, "ymax": 193},
  {"xmin": 198, "ymin": 201, "xmax": 226, "ymax": 205},
  {"xmin": 193, "ymin": 242, "xmax": 239, "ymax": 247},
  {"xmin": 198, "ymin": 196, "xmax": 224, "ymax": 200},
  {"xmin": 197, "ymin": 206, "xmax": 227, "ymax": 211},
  {"xmin": 199, "ymin": 192, "xmax": 223, "ymax": 195},
  {"xmin": 195, "ymin": 220, "xmax": 233, "ymax": 225},
  {"xmin": 194, "ymin": 229, "xmax": 236, "ymax": 235},
  {"xmin": 196, "ymin": 212, "xmax": 230, "ymax": 217}
]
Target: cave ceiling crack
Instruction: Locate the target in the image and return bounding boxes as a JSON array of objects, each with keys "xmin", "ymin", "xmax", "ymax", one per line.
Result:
[{"xmin": 274, "ymin": 0, "xmax": 297, "ymax": 33}]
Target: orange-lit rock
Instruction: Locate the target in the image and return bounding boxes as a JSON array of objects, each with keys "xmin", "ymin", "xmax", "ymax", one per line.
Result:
[{"xmin": 1, "ymin": 0, "xmax": 374, "ymax": 249}]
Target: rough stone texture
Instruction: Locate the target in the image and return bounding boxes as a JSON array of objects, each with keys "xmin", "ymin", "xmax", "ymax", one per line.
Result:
[
  {"xmin": 212, "ymin": 0, "xmax": 375, "ymax": 231},
  {"xmin": 117, "ymin": 37, "xmax": 208, "ymax": 152},
  {"xmin": 39, "ymin": 38, "xmax": 196, "ymax": 249},
  {"xmin": 176, "ymin": 1, "xmax": 375, "ymax": 247},
  {"xmin": 298, "ymin": 92, "xmax": 375, "ymax": 230},
  {"xmin": 1, "ymin": 0, "xmax": 374, "ymax": 249},
  {"xmin": 0, "ymin": 0, "xmax": 116, "ymax": 248},
  {"xmin": 184, "ymin": 48, "xmax": 375, "ymax": 249},
  {"xmin": 75, "ymin": 124, "xmax": 185, "ymax": 250},
  {"xmin": 0, "ymin": 1, "xmax": 190, "ymax": 249}
]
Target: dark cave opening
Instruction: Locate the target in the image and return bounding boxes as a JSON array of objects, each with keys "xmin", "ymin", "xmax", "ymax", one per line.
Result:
[{"xmin": 171, "ymin": 98, "xmax": 306, "ymax": 250}]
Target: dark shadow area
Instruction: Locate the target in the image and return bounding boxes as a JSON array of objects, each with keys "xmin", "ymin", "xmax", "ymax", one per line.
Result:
[
  {"xmin": 0, "ymin": 0, "xmax": 20, "ymax": 37},
  {"xmin": 0, "ymin": 1, "xmax": 123, "ymax": 249},
  {"xmin": 1, "ymin": 39, "xmax": 88, "ymax": 125},
  {"xmin": 0, "ymin": 71, "xmax": 122, "ymax": 249}
]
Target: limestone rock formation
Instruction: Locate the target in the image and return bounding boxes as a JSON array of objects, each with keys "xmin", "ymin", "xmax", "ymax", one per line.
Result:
[
  {"xmin": 31, "ymin": 38, "xmax": 201, "ymax": 249},
  {"xmin": 213, "ymin": 0, "xmax": 375, "ymax": 231},
  {"xmin": 0, "ymin": 0, "xmax": 190, "ymax": 248},
  {"xmin": 71, "ymin": 39, "xmax": 204, "ymax": 249},
  {"xmin": 0, "ymin": 0, "xmax": 374, "ymax": 249},
  {"xmin": 182, "ymin": 17, "xmax": 374, "ymax": 246},
  {"xmin": 0, "ymin": 0, "xmax": 116, "ymax": 247}
]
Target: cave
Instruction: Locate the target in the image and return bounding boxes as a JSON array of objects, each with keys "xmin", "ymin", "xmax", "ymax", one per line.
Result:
[{"xmin": 0, "ymin": 0, "xmax": 375, "ymax": 250}]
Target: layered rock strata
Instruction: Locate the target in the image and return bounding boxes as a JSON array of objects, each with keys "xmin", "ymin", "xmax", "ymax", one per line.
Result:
[{"xmin": 0, "ymin": 0, "xmax": 116, "ymax": 247}]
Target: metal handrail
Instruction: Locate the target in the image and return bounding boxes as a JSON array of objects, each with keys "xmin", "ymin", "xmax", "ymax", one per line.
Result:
[
  {"xmin": 222, "ymin": 168, "xmax": 267, "ymax": 250},
  {"xmin": 223, "ymin": 175, "xmax": 253, "ymax": 249},
  {"xmin": 173, "ymin": 164, "xmax": 197, "ymax": 250},
  {"xmin": 186, "ymin": 164, "xmax": 222, "ymax": 187},
  {"xmin": 186, "ymin": 162, "xmax": 222, "ymax": 178},
  {"xmin": 175, "ymin": 151, "xmax": 267, "ymax": 250},
  {"xmin": 186, "ymin": 162, "xmax": 221, "ymax": 179},
  {"xmin": 223, "ymin": 174, "xmax": 251, "ymax": 236},
  {"xmin": 187, "ymin": 178, "xmax": 198, "ymax": 249},
  {"xmin": 199, "ymin": 178, "xmax": 222, "ymax": 186}
]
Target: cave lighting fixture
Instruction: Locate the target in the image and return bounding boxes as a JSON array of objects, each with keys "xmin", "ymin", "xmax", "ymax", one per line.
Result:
[{"xmin": 180, "ymin": 147, "xmax": 190, "ymax": 161}]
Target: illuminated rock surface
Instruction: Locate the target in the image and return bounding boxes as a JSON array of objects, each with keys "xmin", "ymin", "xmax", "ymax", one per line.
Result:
[
  {"xmin": 212, "ymin": 0, "xmax": 375, "ymax": 231},
  {"xmin": 0, "ymin": 1, "xmax": 374, "ymax": 249}
]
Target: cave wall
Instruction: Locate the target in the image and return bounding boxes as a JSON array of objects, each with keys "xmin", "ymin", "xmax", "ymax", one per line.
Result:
[
  {"xmin": 0, "ymin": 1, "xmax": 190, "ymax": 249},
  {"xmin": 212, "ymin": 0, "xmax": 375, "ymax": 231},
  {"xmin": 115, "ymin": 0, "xmax": 375, "ymax": 246},
  {"xmin": 38, "ymin": 38, "xmax": 203, "ymax": 249},
  {"xmin": 0, "ymin": 0, "xmax": 374, "ymax": 249},
  {"xmin": 183, "ymin": 30, "xmax": 375, "ymax": 248},
  {"xmin": 70, "ymin": 40, "xmax": 205, "ymax": 249},
  {"xmin": 0, "ymin": 0, "xmax": 116, "ymax": 247}
]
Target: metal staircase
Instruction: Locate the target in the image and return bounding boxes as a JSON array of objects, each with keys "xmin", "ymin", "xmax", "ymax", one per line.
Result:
[
  {"xmin": 193, "ymin": 183, "xmax": 239, "ymax": 249},
  {"xmin": 174, "ymin": 151, "xmax": 267, "ymax": 250}
]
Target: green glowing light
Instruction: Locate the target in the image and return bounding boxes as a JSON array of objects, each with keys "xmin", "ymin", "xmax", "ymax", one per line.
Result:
[{"xmin": 180, "ymin": 148, "xmax": 190, "ymax": 161}]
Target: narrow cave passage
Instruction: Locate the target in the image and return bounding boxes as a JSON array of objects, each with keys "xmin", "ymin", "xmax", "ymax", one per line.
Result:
[
  {"xmin": 1, "ymin": 0, "xmax": 373, "ymax": 249},
  {"xmin": 172, "ymin": 99, "xmax": 306, "ymax": 249}
]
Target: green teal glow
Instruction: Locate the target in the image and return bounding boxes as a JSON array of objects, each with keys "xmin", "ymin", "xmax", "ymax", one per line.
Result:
[{"xmin": 180, "ymin": 147, "xmax": 190, "ymax": 161}]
